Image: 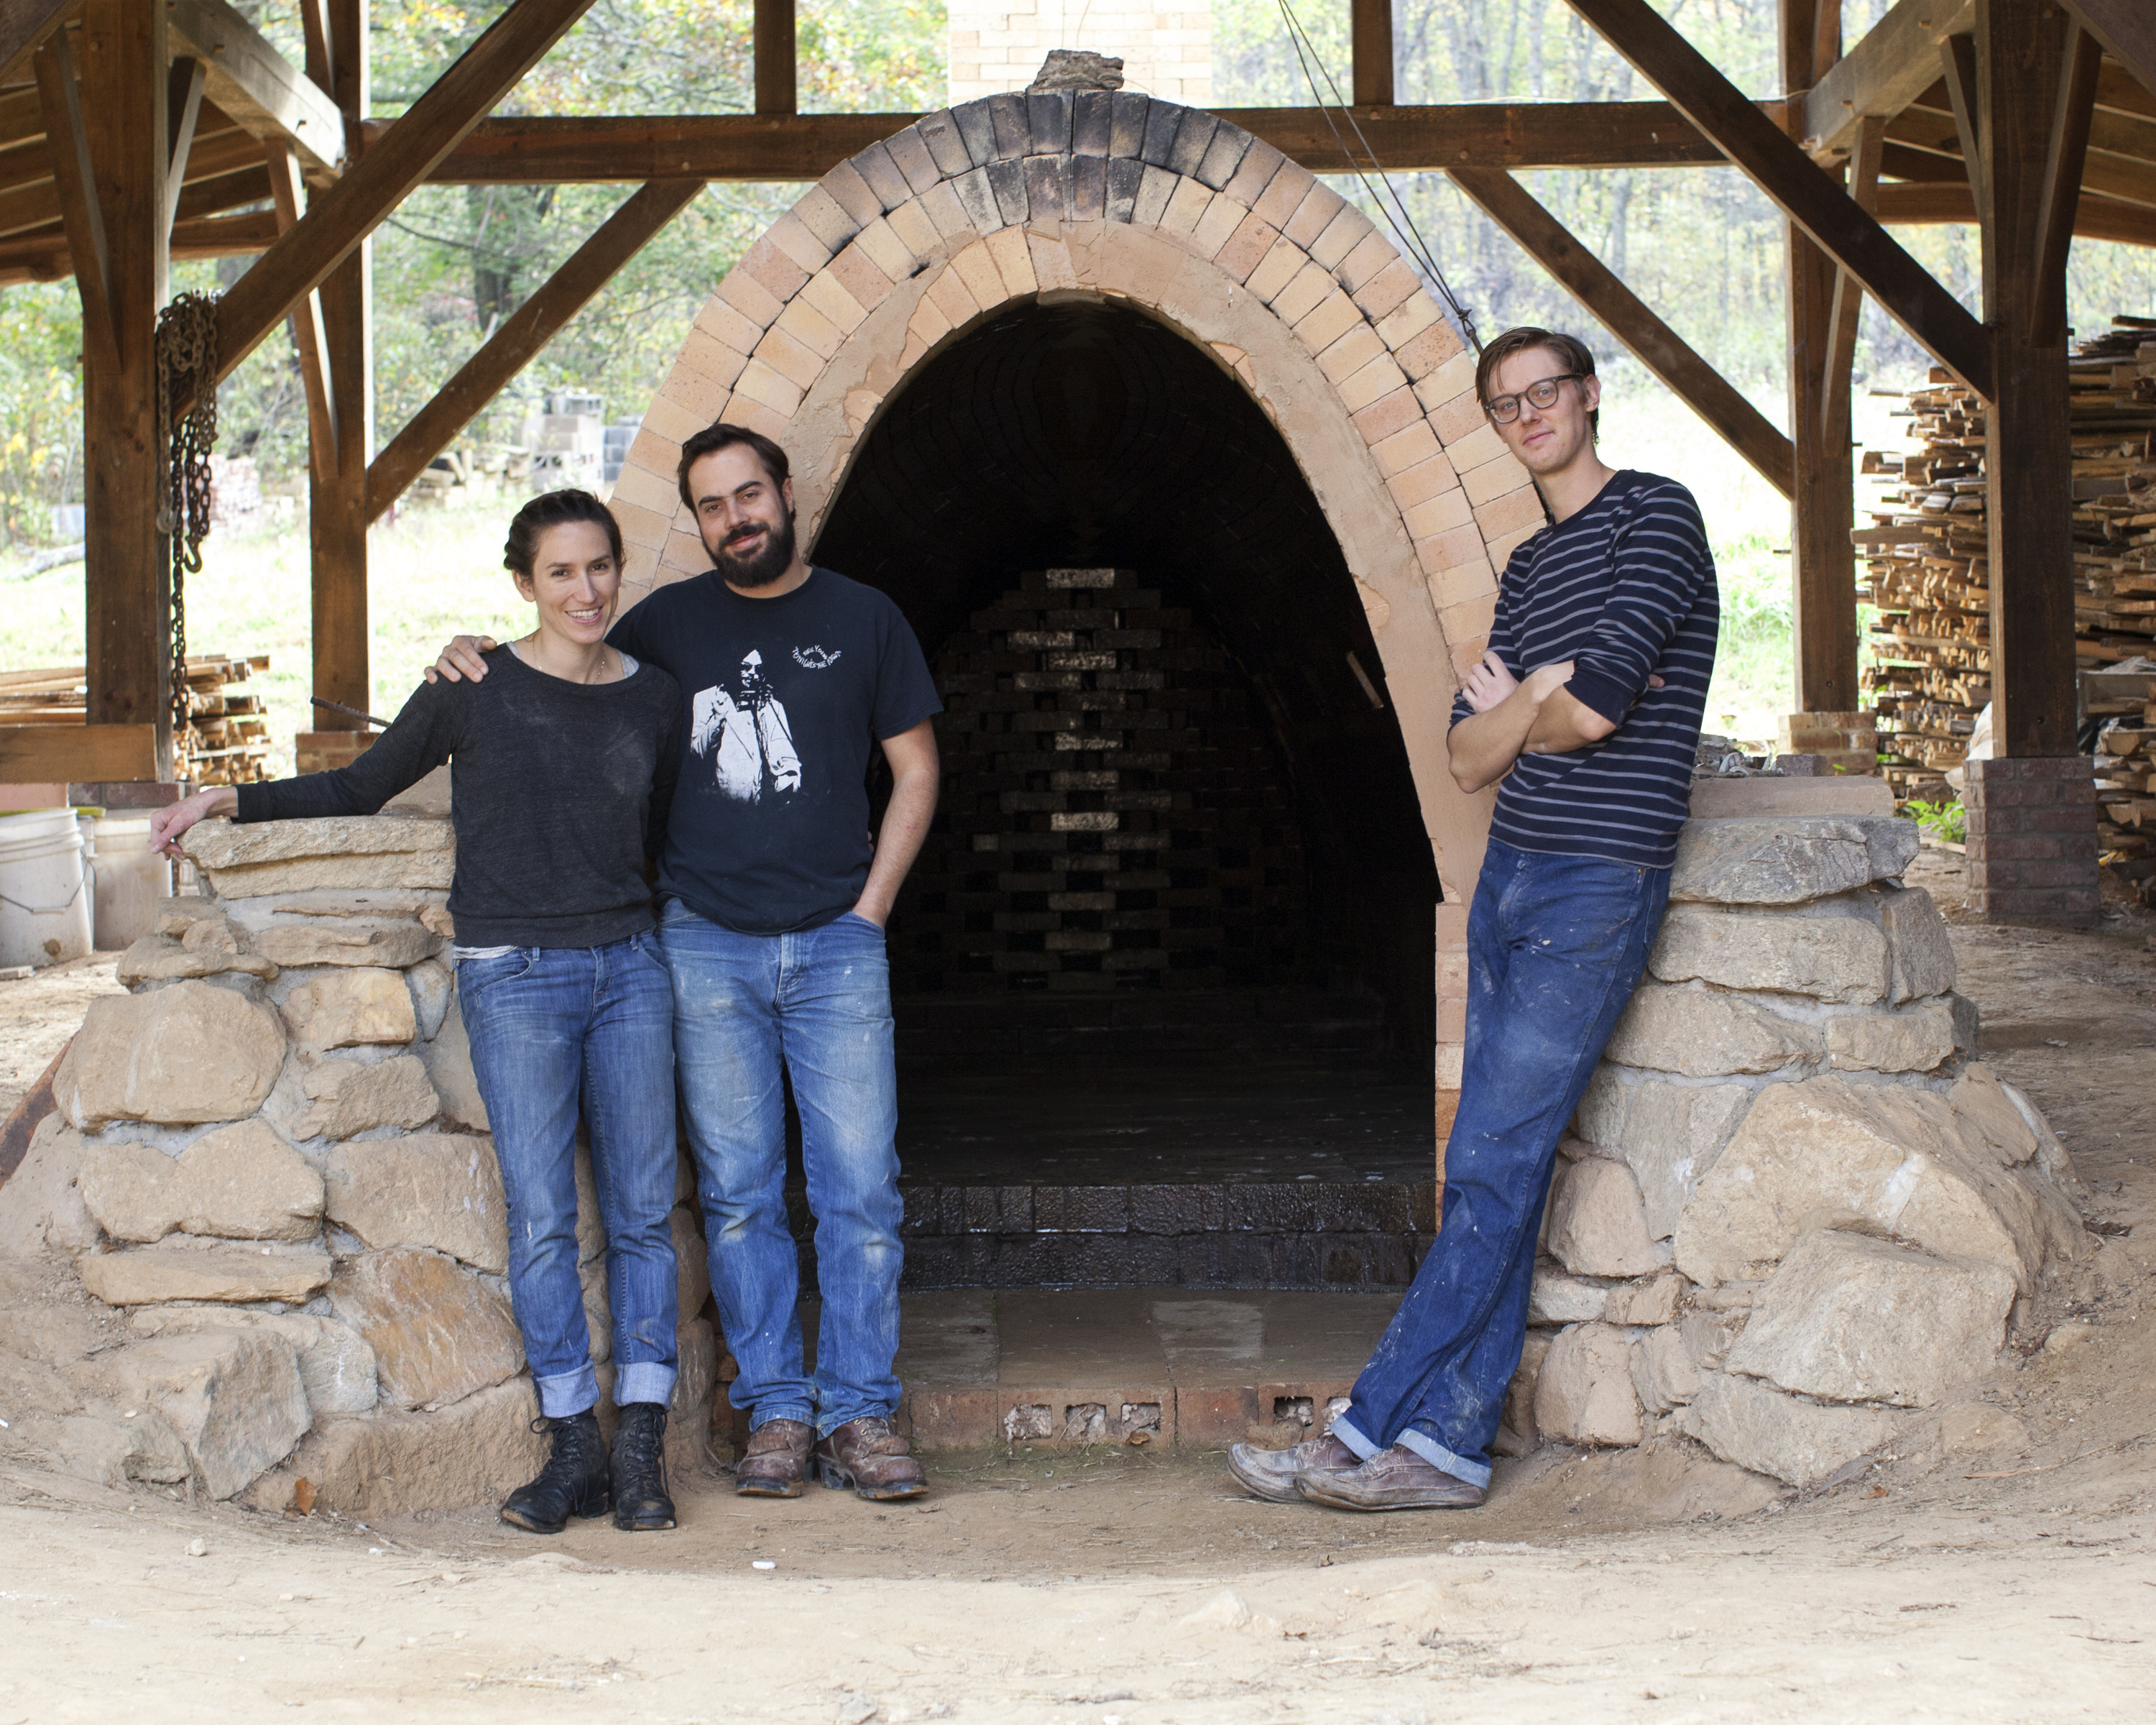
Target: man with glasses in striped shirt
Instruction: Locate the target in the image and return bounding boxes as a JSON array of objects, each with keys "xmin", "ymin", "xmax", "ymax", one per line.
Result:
[{"xmin": 1230, "ymin": 326, "xmax": 1719, "ymax": 1512}]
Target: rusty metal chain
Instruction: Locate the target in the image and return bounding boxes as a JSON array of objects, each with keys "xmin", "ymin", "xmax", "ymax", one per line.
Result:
[{"xmin": 155, "ymin": 292, "xmax": 219, "ymax": 753}]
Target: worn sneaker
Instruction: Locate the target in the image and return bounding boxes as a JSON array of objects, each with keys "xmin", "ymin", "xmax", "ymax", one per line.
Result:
[
  {"xmin": 499, "ymin": 1410, "xmax": 611, "ymax": 1534},
  {"xmin": 812, "ymin": 1417, "xmax": 929, "ymax": 1500},
  {"xmin": 1292, "ymin": 1443, "xmax": 1487, "ymax": 1512},
  {"xmin": 735, "ymin": 1417, "xmax": 814, "ymax": 1498},
  {"xmin": 610, "ymin": 1402, "xmax": 676, "ymax": 1532},
  {"xmin": 1227, "ymin": 1432, "xmax": 1360, "ymax": 1504}
]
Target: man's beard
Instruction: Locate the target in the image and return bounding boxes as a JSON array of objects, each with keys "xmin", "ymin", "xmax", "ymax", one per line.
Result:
[{"xmin": 711, "ymin": 510, "xmax": 797, "ymax": 588}]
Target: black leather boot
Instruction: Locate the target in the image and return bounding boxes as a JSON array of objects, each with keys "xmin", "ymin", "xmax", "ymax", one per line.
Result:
[
  {"xmin": 499, "ymin": 1411, "xmax": 611, "ymax": 1534},
  {"xmin": 611, "ymin": 1402, "xmax": 676, "ymax": 1532}
]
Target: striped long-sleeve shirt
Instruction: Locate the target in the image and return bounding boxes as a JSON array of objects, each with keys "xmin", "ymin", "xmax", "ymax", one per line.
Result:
[{"xmin": 1450, "ymin": 469, "xmax": 1719, "ymax": 870}]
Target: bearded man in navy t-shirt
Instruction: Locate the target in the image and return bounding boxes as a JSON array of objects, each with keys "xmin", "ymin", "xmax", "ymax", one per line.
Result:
[
  {"xmin": 436, "ymin": 423, "xmax": 943, "ymax": 1504},
  {"xmin": 1228, "ymin": 328, "xmax": 1718, "ymax": 1513}
]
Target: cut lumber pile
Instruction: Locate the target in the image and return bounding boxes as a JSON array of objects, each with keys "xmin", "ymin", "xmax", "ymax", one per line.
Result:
[
  {"xmin": 890, "ymin": 568, "xmax": 1308, "ymax": 995},
  {"xmin": 1858, "ymin": 315, "xmax": 2156, "ymax": 809},
  {"xmin": 0, "ymin": 654, "xmax": 272, "ymax": 786}
]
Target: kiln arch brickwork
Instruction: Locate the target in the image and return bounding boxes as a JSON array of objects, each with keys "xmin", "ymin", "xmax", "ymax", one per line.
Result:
[{"xmin": 608, "ymin": 88, "xmax": 1544, "ymax": 1085}]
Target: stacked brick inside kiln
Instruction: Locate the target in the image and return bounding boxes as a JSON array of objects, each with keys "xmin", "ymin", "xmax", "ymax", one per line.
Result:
[{"xmin": 893, "ymin": 566, "xmax": 1307, "ymax": 995}]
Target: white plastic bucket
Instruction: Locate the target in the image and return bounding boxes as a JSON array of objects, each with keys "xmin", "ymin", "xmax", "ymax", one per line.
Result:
[
  {"xmin": 0, "ymin": 807, "xmax": 91, "ymax": 967},
  {"xmin": 91, "ymin": 814, "xmax": 171, "ymax": 950}
]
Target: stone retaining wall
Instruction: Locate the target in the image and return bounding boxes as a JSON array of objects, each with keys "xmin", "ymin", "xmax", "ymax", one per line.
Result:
[
  {"xmin": 1503, "ymin": 813, "xmax": 2088, "ymax": 1486},
  {"xmin": 0, "ymin": 813, "xmax": 718, "ymax": 1514}
]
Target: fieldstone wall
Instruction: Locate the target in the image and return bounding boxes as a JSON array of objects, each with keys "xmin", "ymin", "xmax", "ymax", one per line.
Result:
[
  {"xmin": 1501, "ymin": 814, "xmax": 2089, "ymax": 1487},
  {"xmin": 0, "ymin": 814, "xmax": 719, "ymax": 1514}
]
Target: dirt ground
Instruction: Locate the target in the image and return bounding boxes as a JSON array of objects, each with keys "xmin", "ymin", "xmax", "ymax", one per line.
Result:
[{"xmin": 4, "ymin": 862, "xmax": 2155, "ymax": 1721}]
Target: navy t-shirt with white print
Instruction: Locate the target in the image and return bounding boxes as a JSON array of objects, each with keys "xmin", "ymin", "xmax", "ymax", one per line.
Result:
[{"xmin": 609, "ymin": 566, "xmax": 941, "ymax": 934}]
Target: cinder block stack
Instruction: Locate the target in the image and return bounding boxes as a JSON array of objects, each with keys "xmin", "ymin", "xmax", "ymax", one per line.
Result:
[
  {"xmin": 1775, "ymin": 710, "xmax": 1879, "ymax": 776},
  {"xmin": 893, "ymin": 567, "xmax": 1307, "ymax": 995}
]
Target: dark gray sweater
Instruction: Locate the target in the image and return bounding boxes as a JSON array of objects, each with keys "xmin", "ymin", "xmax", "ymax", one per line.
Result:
[{"xmin": 236, "ymin": 647, "xmax": 682, "ymax": 949}]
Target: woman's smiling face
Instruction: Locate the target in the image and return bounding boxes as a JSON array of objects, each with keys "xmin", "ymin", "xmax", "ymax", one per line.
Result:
[{"xmin": 516, "ymin": 519, "xmax": 621, "ymax": 646}]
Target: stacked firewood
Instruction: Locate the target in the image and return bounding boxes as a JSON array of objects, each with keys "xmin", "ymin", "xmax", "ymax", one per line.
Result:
[
  {"xmin": 0, "ymin": 654, "xmax": 271, "ymax": 786},
  {"xmin": 889, "ymin": 568, "xmax": 1307, "ymax": 995},
  {"xmin": 1858, "ymin": 315, "xmax": 2156, "ymax": 807}
]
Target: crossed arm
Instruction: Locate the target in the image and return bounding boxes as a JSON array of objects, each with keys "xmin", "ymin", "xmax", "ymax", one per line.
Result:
[{"xmin": 1446, "ymin": 654, "xmax": 1645, "ymax": 794}]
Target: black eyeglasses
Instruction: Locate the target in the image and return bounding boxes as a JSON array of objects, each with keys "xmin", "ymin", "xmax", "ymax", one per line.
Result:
[{"xmin": 1484, "ymin": 374, "xmax": 1582, "ymax": 424}]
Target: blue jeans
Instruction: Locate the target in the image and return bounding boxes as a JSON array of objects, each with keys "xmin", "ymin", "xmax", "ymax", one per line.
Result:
[
  {"xmin": 1335, "ymin": 839, "xmax": 1673, "ymax": 1489},
  {"xmin": 658, "ymin": 899, "xmax": 904, "ymax": 1437},
  {"xmin": 459, "ymin": 934, "xmax": 681, "ymax": 1419}
]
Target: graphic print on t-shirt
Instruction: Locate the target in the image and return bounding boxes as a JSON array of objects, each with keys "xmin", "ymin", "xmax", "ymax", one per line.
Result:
[{"xmin": 690, "ymin": 648, "xmax": 803, "ymax": 804}]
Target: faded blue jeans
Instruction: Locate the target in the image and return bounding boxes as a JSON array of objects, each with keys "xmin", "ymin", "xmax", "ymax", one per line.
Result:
[
  {"xmin": 658, "ymin": 898, "xmax": 904, "ymax": 1437},
  {"xmin": 1335, "ymin": 839, "xmax": 1673, "ymax": 1489},
  {"xmin": 458, "ymin": 934, "xmax": 681, "ymax": 1418}
]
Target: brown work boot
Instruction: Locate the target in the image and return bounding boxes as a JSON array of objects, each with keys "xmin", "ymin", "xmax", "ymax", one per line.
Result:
[
  {"xmin": 812, "ymin": 1416, "xmax": 929, "ymax": 1501},
  {"xmin": 1227, "ymin": 1432, "xmax": 1358, "ymax": 1504},
  {"xmin": 1293, "ymin": 1443, "xmax": 1486, "ymax": 1512},
  {"xmin": 735, "ymin": 1417, "xmax": 814, "ymax": 1498}
]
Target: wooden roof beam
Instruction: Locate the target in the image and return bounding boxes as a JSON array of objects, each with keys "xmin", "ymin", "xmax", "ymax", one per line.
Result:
[
  {"xmin": 2063, "ymin": 1, "xmax": 2156, "ymax": 102},
  {"xmin": 1564, "ymin": 0, "xmax": 1991, "ymax": 395},
  {"xmin": 418, "ymin": 101, "xmax": 1741, "ymax": 185},
  {"xmin": 208, "ymin": 0, "xmax": 600, "ymax": 397},
  {"xmin": 1451, "ymin": 165, "xmax": 1794, "ymax": 497},
  {"xmin": 167, "ymin": 0, "xmax": 343, "ymax": 180},
  {"xmin": 2032, "ymin": 21, "xmax": 2105, "ymax": 344},
  {"xmin": 0, "ymin": 0, "xmax": 77, "ymax": 88},
  {"xmin": 1874, "ymin": 178, "xmax": 2156, "ymax": 246},
  {"xmin": 1803, "ymin": 0, "xmax": 1973, "ymax": 155},
  {"xmin": 367, "ymin": 178, "xmax": 706, "ymax": 520}
]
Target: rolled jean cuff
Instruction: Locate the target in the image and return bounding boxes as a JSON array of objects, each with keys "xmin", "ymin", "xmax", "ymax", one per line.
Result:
[
  {"xmin": 613, "ymin": 1363, "xmax": 678, "ymax": 1409},
  {"xmin": 1398, "ymin": 1425, "xmax": 1492, "ymax": 1491},
  {"xmin": 753, "ymin": 1402, "xmax": 816, "ymax": 1432},
  {"xmin": 1331, "ymin": 1410, "xmax": 1381, "ymax": 1461},
  {"xmin": 535, "ymin": 1363, "xmax": 600, "ymax": 1420}
]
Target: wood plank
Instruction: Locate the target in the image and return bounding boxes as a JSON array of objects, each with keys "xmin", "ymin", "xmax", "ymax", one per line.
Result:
[
  {"xmin": 1889, "ymin": 93, "xmax": 2156, "ymax": 208},
  {"xmin": 2032, "ymin": 22, "xmax": 2104, "ymax": 344},
  {"xmin": 367, "ymin": 178, "xmax": 706, "ymax": 520},
  {"xmin": 0, "ymin": 724, "xmax": 157, "ymax": 781},
  {"xmin": 78, "ymin": 0, "xmax": 171, "ymax": 776},
  {"xmin": 1784, "ymin": 0, "xmax": 1860, "ymax": 717},
  {"xmin": 0, "ymin": 0, "xmax": 75, "ymax": 87},
  {"xmin": 267, "ymin": 140, "xmax": 337, "ymax": 480},
  {"xmin": 1449, "ymin": 166, "xmax": 1794, "ymax": 497},
  {"xmin": 1821, "ymin": 114, "xmax": 1884, "ymax": 431},
  {"xmin": 1874, "ymin": 177, "xmax": 2156, "ymax": 244},
  {"xmin": 308, "ymin": 0, "xmax": 369, "ymax": 736},
  {"xmin": 420, "ymin": 102, "xmax": 1738, "ymax": 183},
  {"xmin": 1980, "ymin": 0, "xmax": 2078, "ymax": 762},
  {"xmin": 1937, "ymin": 32, "xmax": 1988, "ymax": 228},
  {"xmin": 167, "ymin": 0, "xmax": 343, "ymax": 180},
  {"xmin": 2062, "ymin": 1, "xmax": 2156, "ymax": 100},
  {"xmin": 1565, "ymin": 0, "xmax": 1993, "ymax": 395},
  {"xmin": 754, "ymin": 0, "xmax": 794, "ymax": 118},
  {"xmin": 164, "ymin": 57, "xmax": 206, "ymax": 236},
  {"xmin": 208, "ymin": 0, "xmax": 600, "ymax": 400},
  {"xmin": 0, "ymin": 113, "xmax": 262, "ymax": 238},
  {"xmin": 1353, "ymin": 0, "xmax": 1394, "ymax": 108},
  {"xmin": 172, "ymin": 162, "xmax": 273, "ymax": 224},
  {"xmin": 1803, "ymin": 0, "xmax": 1973, "ymax": 153},
  {"xmin": 31, "ymin": 30, "xmax": 110, "ymax": 367},
  {"xmin": 0, "ymin": 208, "xmax": 281, "ymax": 277}
]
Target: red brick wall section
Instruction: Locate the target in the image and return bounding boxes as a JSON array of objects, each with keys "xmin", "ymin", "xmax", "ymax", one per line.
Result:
[{"xmin": 1961, "ymin": 755, "xmax": 2101, "ymax": 922}]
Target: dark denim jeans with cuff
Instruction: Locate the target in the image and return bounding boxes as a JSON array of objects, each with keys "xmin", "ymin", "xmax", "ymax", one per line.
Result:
[
  {"xmin": 658, "ymin": 899, "xmax": 904, "ymax": 1439},
  {"xmin": 458, "ymin": 934, "xmax": 681, "ymax": 1419},
  {"xmin": 1333, "ymin": 838, "xmax": 1673, "ymax": 1489}
]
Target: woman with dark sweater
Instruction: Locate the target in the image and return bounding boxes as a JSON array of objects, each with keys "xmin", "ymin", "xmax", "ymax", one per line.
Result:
[{"xmin": 151, "ymin": 490, "xmax": 686, "ymax": 1536}]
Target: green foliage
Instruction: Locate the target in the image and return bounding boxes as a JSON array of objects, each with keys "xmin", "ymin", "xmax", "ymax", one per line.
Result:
[
  {"xmin": 1904, "ymin": 797, "xmax": 1967, "ymax": 846},
  {"xmin": 0, "ymin": 285, "xmax": 85, "ymax": 548}
]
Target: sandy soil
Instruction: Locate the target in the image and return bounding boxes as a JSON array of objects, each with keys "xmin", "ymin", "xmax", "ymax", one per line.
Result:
[{"xmin": 3, "ymin": 877, "xmax": 2155, "ymax": 1721}]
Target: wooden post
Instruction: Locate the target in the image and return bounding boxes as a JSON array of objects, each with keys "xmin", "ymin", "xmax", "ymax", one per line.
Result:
[
  {"xmin": 1353, "ymin": 0, "xmax": 1394, "ymax": 108},
  {"xmin": 309, "ymin": 0, "xmax": 371, "ymax": 737},
  {"xmin": 78, "ymin": 0, "xmax": 172, "ymax": 777},
  {"xmin": 1781, "ymin": 0, "xmax": 1860, "ymax": 722},
  {"xmin": 1963, "ymin": 0, "xmax": 2095, "ymax": 922},
  {"xmin": 754, "ymin": 0, "xmax": 795, "ymax": 118}
]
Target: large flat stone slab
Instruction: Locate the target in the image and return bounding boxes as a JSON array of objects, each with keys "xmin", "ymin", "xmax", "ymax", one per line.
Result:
[
  {"xmin": 325, "ymin": 1132, "xmax": 507, "ymax": 1274},
  {"xmin": 116, "ymin": 1328, "xmax": 311, "ymax": 1500},
  {"xmin": 1670, "ymin": 816, "xmax": 1920, "ymax": 906},
  {"xmin": 1685, "ymin": 1370, "xmax": 1901, "ymax": 1489},
  {"xmin": 78, "ymin": 1238, "xmax": 333, "ymax": 1304},
  {"xmin": 1649, "ymin": 904, "xmax": 1887, "ymax": 1004},
  {"xmin": 329, "ymin": 1246, "xmax": 523, "ymax": 1410},
  {"xmin": 182, "ymin": 816, "xmax": 454, "ymax": 898},
  {"xmin": 78, "ymin": 1118, "xmax": 323, "ymax": 1243}
]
